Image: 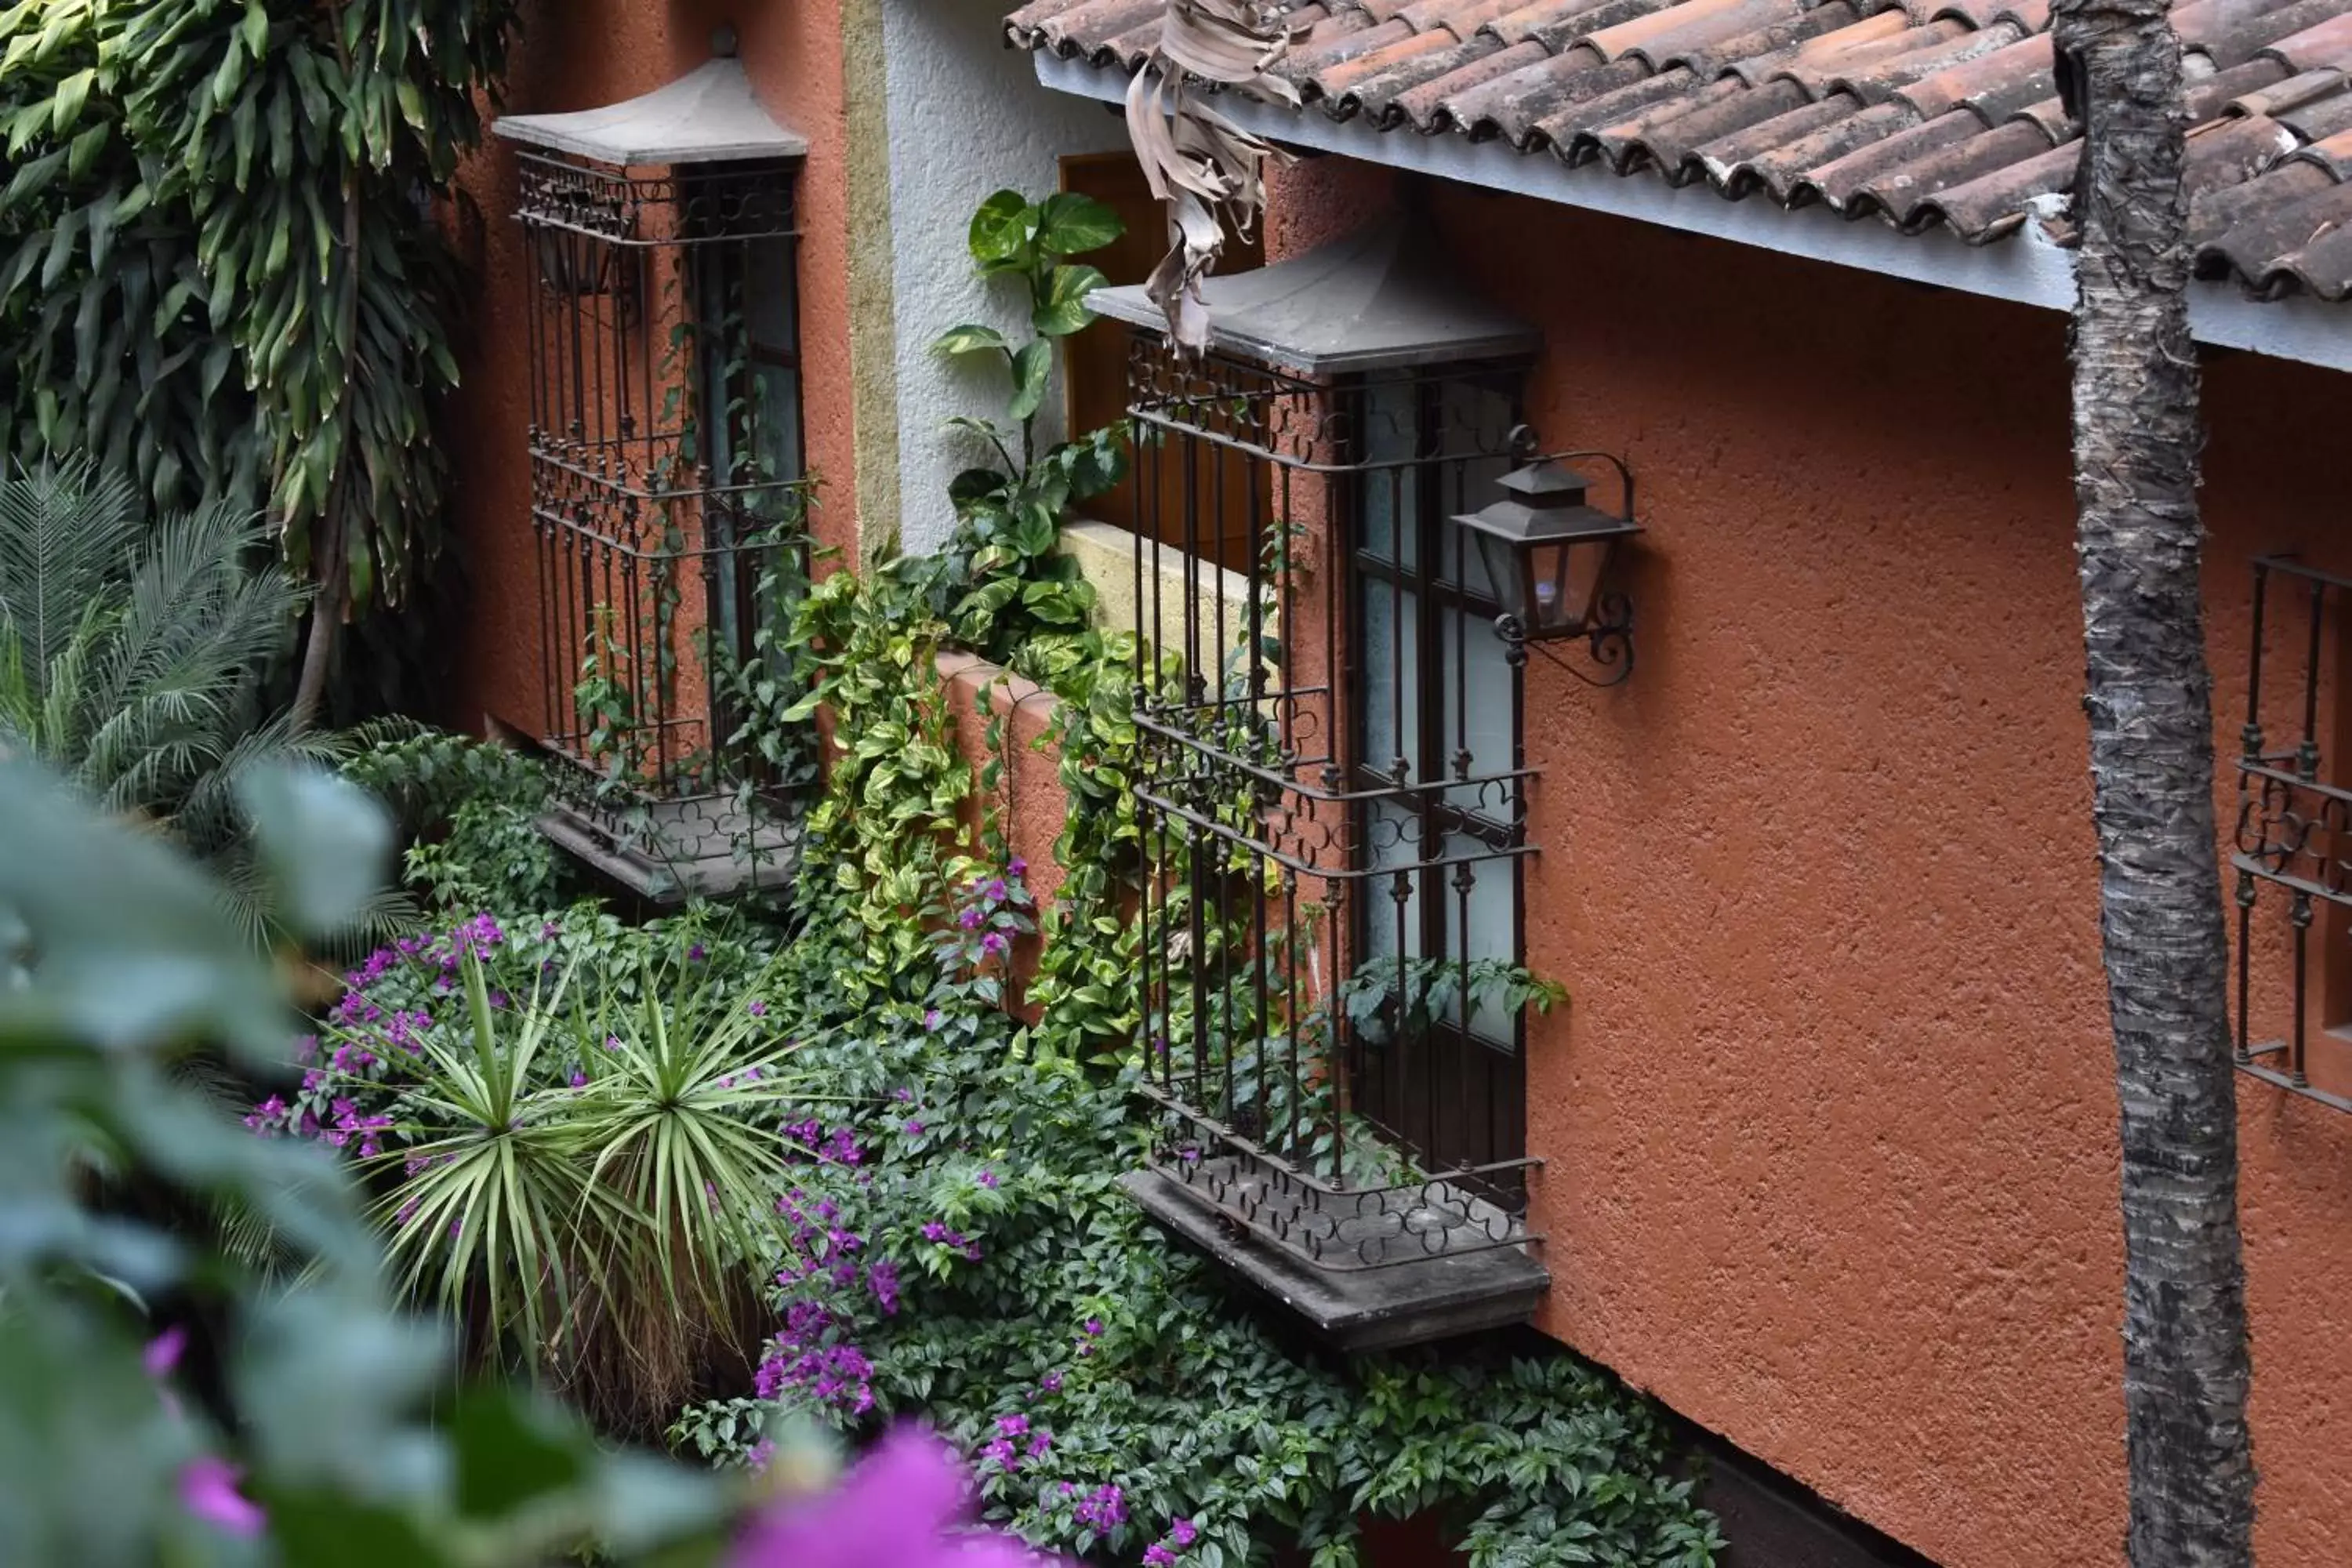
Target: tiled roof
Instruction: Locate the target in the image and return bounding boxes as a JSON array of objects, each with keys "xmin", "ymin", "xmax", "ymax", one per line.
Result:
[{"xmin": 1006, "ymin": 0, "xmax": 2352, "ymax": 302}]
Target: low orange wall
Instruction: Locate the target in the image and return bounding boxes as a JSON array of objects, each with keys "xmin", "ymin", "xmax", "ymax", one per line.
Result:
[{"xmin": 935, "ymin": 651, "xmax": 1069, "ymax": 1011}]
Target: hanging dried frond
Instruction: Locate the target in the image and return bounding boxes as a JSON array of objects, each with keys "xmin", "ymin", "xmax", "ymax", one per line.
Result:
[{"xmin": 1123, "ymin": 1, "xmax": 1301, "ymax": 350}]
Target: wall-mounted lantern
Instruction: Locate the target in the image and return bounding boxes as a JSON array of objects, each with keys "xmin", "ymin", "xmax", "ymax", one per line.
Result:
[{"xmin": 1452, "ymin": 441, "xmax": 1640, "ymax": 684}]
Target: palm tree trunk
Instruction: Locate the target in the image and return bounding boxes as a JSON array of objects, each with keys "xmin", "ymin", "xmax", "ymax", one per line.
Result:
[{"xmin": 2053, "ymin": 0, "xmax": 2255, "ymax": 1561}]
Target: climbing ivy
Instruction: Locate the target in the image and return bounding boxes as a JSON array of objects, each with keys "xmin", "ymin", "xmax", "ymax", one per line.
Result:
[{"xmin": 0, "ymin": 0, "xmax": 518, "ymax": 712}]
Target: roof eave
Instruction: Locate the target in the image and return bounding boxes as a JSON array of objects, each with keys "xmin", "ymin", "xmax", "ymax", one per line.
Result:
[{"xmin": 1033, "ymin": 53, "xmax": 2352, "ymax": 379}]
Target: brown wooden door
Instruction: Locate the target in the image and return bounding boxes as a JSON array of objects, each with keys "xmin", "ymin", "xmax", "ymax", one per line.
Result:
[{"xmin": 1059, "ymin": 151, "xmax": 1265, "ymax": 572}]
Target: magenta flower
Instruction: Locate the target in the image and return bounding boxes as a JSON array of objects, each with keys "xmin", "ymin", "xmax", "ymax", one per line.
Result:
[
  {"xmin": 978, "ymin": 1170, "xmax": 999, "ymax": 1189},
  {"xmin": 570, "ymin": 1068, "xmax": 588, "ymax": 1088},
  {"xmin": 1145, "ymin": 1546, "xmax": 1178, "ymax": 1567},
  {"xmin": 178, "ymin": 1457, "xmax": 264, "ymax": 1538},
  {"xmin": 1083, "ymin": 1318, "xmax": 1104, "ymax": 1337},
  {"xmin": 981, "ymin": 931, "xmax": 1009, "ymax": 959},
  {"xmin": 143, "ymin": 1325, "xmax": 186, "ymax": 1380},
  {"xmin": 1168, "ymin": 1518, "xmax": 1198, "ymax": 1548},
  {"xmin": 905, "ymin": 1120, "xmax": 925, "ymax": 1138},
  {"xmin": 1009, "ymin": 857, "xmax": 1028, "ymax": 877},
  {"xmin": 749, "ymin": 1000, "xmax": 768, "ymax": 1017},
  {"xmin": 996, "ymin": 1414, "xmax": 1029, "ymax": 1439},
  {"xmin": 688, "ymin": 942, "xmax": 708, "ymax": 962},
  {"xmin": 922, "ymin": 1010, "xmax": 942, "ymax": 1032},
  {"xmin": 729, "ymin": 1425, "xmax": 1040, "ymax": 1568},
  {"xmin": 1039, "ymin": 1370, "xmax": 1062, "ymax": 1393},
  {"xmin": 957, "ymin": 907, "xmax": 982, "ymax": 931}
]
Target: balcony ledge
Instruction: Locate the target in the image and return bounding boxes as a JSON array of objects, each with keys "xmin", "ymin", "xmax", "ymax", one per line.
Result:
[{"xmin": 1123, "ymin": 1167, "xmax": 1549, "ymax": 1352}]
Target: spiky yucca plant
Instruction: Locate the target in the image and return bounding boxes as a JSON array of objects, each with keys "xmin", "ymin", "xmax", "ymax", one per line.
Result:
[
  {"xmin": 0, "ymin": 459, "xmax": 346, "ymax": 944},
  {"xmin": 374, "ymin": 947, "xmax": 811, "ymax": 1433}
]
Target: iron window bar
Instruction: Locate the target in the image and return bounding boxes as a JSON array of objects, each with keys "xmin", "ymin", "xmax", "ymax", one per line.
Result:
[
  {"xmin": 516, "ymin": 147, "xmax": 811, "ymax": 888},
  {"xmin": 2233, "ymin": 554, "xmax": 2352, "ymax": 1113},
  {"xmin": 1125, "ymin": 332, "xmax": 1551, "ymax": 1273}
]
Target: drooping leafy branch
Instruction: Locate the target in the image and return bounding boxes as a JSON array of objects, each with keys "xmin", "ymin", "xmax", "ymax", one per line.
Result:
[
  {"xmin": 0, "ymin": 0, "xmax": 519, "ymax": 717},
  {"xmin": 929, "ymin": 188, "xmax": 1129, "ymax": 661}
]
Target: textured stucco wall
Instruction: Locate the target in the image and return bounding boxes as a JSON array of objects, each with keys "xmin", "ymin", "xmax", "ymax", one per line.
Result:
[
  {"xmin": 448, "ymin": 0, "xmax": 863, "ymax": 736},
  {"xmin": 1256, "ymin": 158, "xmax": 2352, "ymax": 1568},
  {"xmin": 876, "ymin": 0, "xmax": 1130, "ymax": 555}
]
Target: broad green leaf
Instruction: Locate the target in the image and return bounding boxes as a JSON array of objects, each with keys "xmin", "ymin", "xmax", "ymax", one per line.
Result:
[
  {"xmin": 1033, "ymin": 263, "xmax": 1109, "ymax": 337},
  {"xmin": 931, "ymin": 322, "xmax": 1010, "ymax": 358},
  {"xmin": 967, "ymin": 188, "xmax": 1033, "ymax": 267},
  {"xmin": 1036, "ymin": 191, "xmax": 1124, "ymax": 256},
  {"xmin": 1007, "ymin": 339, "xmax": 1053, "ymax": 421}
]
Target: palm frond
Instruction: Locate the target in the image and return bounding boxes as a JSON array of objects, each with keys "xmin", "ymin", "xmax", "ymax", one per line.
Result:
[{"xmin": 0, "ymin": 457, "xmax": 144, "ymax": 690}]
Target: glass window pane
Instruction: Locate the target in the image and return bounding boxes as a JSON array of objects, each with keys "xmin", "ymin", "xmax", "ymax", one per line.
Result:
[
  {"xmin": 1439, "ymin": 602, "xmax": 1513, "ymax": 800},
  {"xmin": 1438, "ymin": 379, "xmax": 1515, "ymax": 600},
  {"xmin": 1360, "ymin": 800, "xmax": 1424, "ymax": 964},
  {"xmin": 1358, "ymin": 379, "xmax": 1417, "ymax": 568},
  {"xmin": 746, "ymin": 236, "xmax": 797, "ymax": 355},
  {"xmin": 753, "ymin": 364, "xmax": 801, "ymax": 488},
  {"xmin": 1441, "ymin": 842, "xmax": 1518, "ymax": 1046},
  {"xmin": 1358, "ymin": 579, "xmax": 1418, "ymax": 781}
]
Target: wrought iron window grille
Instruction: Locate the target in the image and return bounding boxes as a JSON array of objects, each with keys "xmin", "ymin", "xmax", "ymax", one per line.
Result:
[
  {"xmin": 2232, "ymin": 554, "xmax": 2352, "ymax": 1112},
  {"xmin": 1123, "ymin": 332, "xmax": 1557, "ymax": 1288},
  {"xmin": 514, "ymin": 147, "xmax": 813, "ymax": 900}
]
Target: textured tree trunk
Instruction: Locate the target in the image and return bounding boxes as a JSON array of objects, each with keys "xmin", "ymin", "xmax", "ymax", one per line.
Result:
[{"xmin": 2053, "ymin": 0, "xmax": 2255, "ymax": 1561}]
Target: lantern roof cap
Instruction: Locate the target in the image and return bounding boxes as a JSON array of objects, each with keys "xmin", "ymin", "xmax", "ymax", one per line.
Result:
[
  {"xmin": 1087, "ymin": 220, "xmax": 1541, "ymax": 376},
  {"xmin": 492, "ymin": 56, "xmax": 807, "ymax": 168},
  {"xmin": 1497, "ymin": 460, "xmax": 1590, "ymax": 500}
]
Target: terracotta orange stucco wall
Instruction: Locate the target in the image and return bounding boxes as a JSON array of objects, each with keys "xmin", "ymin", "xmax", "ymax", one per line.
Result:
[
  {"xmin": 1264, "ymin": 160, "xmax": 2352, "ymax": 1567},
  {"xmin": 445, "ymin": 0, "xmax": 860, "ymax": 738}
]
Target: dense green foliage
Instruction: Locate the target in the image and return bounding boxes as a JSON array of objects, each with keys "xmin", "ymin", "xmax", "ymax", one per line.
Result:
[
  {"xmin": 656, "ymin": 548, "xmax": 1724, "ymax": 1567},
  {"xmin": 0, "ymin": 754, "xmax": 786, "ymax": 1566},
  {"xmin": 0, "ymin": 0, "xmax": 519, "ymax": 707}
]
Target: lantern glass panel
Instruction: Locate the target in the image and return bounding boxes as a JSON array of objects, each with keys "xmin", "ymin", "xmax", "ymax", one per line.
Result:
[
  {"xmin": 1530, "ymin": 535, "xmax": 1614, "ymax": 636},
  {"xmin": 1473, "ymin": 530, "xmax": 1527, "ymax": 627}
]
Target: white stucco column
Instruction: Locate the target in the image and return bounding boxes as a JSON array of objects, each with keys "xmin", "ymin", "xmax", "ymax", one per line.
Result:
[{"xmin": 877, "ymin": 0, "xmax": 1133, "ymax": 555}]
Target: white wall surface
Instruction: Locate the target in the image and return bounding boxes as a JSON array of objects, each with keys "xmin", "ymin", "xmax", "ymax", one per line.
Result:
[{"xmin": 880, "ymin": 0, "xmax": 1133, "ymax": 554}]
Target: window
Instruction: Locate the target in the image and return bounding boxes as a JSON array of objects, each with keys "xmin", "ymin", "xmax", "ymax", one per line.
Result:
[
  {"xmin": 1058, "ymin": 151, "xmax": 1263, "ymax": 569},
  {"xmin": 1348, "ymin": 373, "xmax": 1526, "ymax": 1178},
  {"xmin": 2231, "ymin": 554, "xmax": 2352, "ymax": 1109}
]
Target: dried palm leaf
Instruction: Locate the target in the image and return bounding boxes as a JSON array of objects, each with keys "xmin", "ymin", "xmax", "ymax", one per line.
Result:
[{"xmin": 1123, "ymin": 1, "xmax": 1302, "ymax": 349}]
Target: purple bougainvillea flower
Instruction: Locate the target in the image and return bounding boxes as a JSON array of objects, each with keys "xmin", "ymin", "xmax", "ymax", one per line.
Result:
[
  {"xmin": 1026, "ymin": 1429, "xmax": 1053, "ymax": 1459},
  {"xmin": 1145, "ymin": 1545, "xmax": 1178, "ymax": 1567},
  {"xmin": 143, "ymin": 1325, "xmax": 187, "ymax": 1380},
  {"xmin": 957, "ymin": 907, "xmax": 982, "ymax": 931},
  {"xmin": 688, "ymin": 942, "xmax": 708, "ymax": 962},
  {"xmin": 996, "ymin": 1414, "xmax": 1029, "ymax": 1439},
  {"xmin": 570, "ymin": 1068, "xmax": 588, "ymax": 1089},
  {"xmin": 604, "ymin": 1034, "xmax": 623, "ymax": 1052},
  {"xmin": 982, "ymin": 878, "xmax": 1007, "ymax": 902},
  {"xmin": 1038, "ymin": 1370, "xmax": 1062, "ymax": 1393},
  {"xmin": 1167, "ymin": 1518, "xmax": 1198, "ymax": 1548},
  {"xmin": 1083, "ymin": 1318, "xmax": 1104, "ymax": 1337},
  {"xmin": 1009, "ymin": 857, "xmax": 1028, "ymax": 877},
  {"xmin": 922, "ymin": 1010, "xmax": 942, "ymax": 1033},
  {"xmin": 978, "ymin": 1170, "xmax": 998, "ymax": 1189},
  {"xmin": 179, "ymin": 1457, "xmax": 264, "ymax": 1538},
  {"xmin": 980, "ymin": 932, "xmax": 1009, "ymax": 959},
  {"xmin": 905, "ymin": 1120, "xmax": 925, "ymax": 1138},
  {"xmin": 748, "ymin": 1000, "xmax": 768, "ymax": 1017},
  {"xmin": 729, "ymin": 1425, "xmax": 1041, "ymax": 1568}
]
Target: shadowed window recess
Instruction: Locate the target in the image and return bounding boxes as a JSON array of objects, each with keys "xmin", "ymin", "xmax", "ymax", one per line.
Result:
[{"xmin": 2232, "ymin": 554, "xmax": 2352, "ymax": 1112}]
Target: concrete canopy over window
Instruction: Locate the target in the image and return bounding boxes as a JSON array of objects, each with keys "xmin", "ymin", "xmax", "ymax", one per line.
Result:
[
  {"xmin": 1087, "ymin": 220, "xmax": 1541, "ymax": 376},
  {"xmin": 492, "ymin": 56, "xmax": 808, "ymax": 166}
]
